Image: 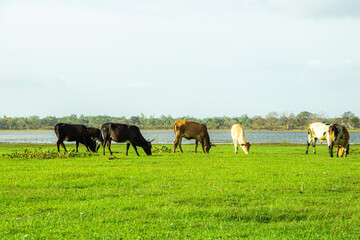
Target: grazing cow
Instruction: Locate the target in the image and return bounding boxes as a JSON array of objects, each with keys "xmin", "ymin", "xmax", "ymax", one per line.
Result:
[
  {"xmin": 173, "ymin": 120, "xmax": 214, "ymax": 153},
  {"xmin": 306, "ymin": 122, "xmax": 332, "ymax": 155},
  {"xmin": 231, "ymin": 124, "xmax": 251, "ymax": 154},
  {"xmin": 101, "ymin": 123, "xmax": 152, "ymax": 156},
  {"xmin": 87, "ymin": 127, "xmax": 103, "ymax": 152},
  {"xmin": 329, "ymin": 123, "xmax": 350, "ymax": 157},
  {"xmin": 54, "ymin": 123, "xmax": 97, "ymax": 153}
]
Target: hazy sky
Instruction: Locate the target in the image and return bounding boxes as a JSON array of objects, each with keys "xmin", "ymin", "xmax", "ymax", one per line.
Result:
[{"xmin": 1, "ymin": 0, "xmax": 359, "ymax": 118}]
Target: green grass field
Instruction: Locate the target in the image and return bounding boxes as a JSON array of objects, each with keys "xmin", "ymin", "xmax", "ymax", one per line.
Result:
[{"xmin": 0, "ymin": 143, "xmax": 360, "ymax": 239}]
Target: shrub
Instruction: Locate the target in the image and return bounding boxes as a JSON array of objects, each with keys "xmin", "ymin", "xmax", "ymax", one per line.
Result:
[{"xmin": 2, "ymin": 148, "xmax": 96, "ymax": 159}]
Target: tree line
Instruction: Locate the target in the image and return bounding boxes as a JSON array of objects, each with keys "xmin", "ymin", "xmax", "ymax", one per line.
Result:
[{"xmin": 0, "ymin": 111, "xmax": 359, "ymax": 131}]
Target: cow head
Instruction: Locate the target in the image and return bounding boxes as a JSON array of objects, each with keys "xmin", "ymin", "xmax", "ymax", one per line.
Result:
[
  {"xmin": 336, "ymin": 145, "xmax": 346, "ymax": 157},
  {"xmin": 205, "ymin": 143, "xmax": 216, "ymax": 153},
  {"xmin": 87, "ymin": 138, "xmax": 98, "ymax": 152},
  {"xmin": 240, "ymin": 142, "xmax": 251, "ymax": 154},
  {"xmin": 142, "ymin": 139, "xmax": 153, "ymax": 155}
]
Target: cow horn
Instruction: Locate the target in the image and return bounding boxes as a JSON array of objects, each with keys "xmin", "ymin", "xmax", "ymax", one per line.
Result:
[{"xmin": 149, "ymin": 139, "xmax": 155, "ymax": 142}]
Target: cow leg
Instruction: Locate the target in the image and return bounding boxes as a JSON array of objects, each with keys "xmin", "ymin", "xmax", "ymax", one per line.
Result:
[
  {"xmin": 200, "ymin": 140, "xmax": 206, "ymax": 153},
  {"xmin": 61, "ymin": 143, "xmax": 67, "ymax": 152},
  {"xmin": 305, "ymin": 142, "xmax": 310, "ymax": 154},
  {"xmin": 346, "ymin": 144, "xmax": 350, "ymax": 157},
  {"xmin": 173, "ymin": 138, "xmax": 179, "ymax": 153},
  {"xmin": 312, "ymin": 139, "xmax": 317, "ymax": 154},
  {"xmin": 195, "ymin": 141, "xmax": 198, "ymax": 153},
  {"xmin": 126, "ymin": 143, "xmax": 131, "ymax": 156},
  {"xmin": 234, "ymin": 139, "xmax": 238, "ymax": 154},
  {"xmin": 76, "ymin": 141, "xmax": 79, "ymax": 152},
  {"xmin": 178, "ymin": 138, "xmax": 183, "ymax": 153},
  {"xmin": 57, "ymin": 140, "xmax": 67, "ymax": 152},
  {"xmin": 312, "ymin": 144, "xmax": 316, "ymax": 154},
  {"xmin": 131, "ymin": 143, "xmax": 140, "ymax": 156},
  {"xmin": 107, "ymin": 140, "xmax": 113, "ymax": 155},
  {"xmin": 57, "ymin": 140, "xmax": 61, "ymax": 152},
  {"xmin": 174, "ymin": 137, "xmax": 183, "ymax": 153},
  {"xmin": 102, "ymin": 139, "xmax": 107, "ymax": 155},
  {"xmin": 329, "ymin": 142, "xmax": 334, "ymax": 157}
]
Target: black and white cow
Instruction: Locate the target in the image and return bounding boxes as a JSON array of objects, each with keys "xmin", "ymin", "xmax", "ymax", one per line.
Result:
[{"xmin": 306, "ymin": 122, "xmax": 332, "ymax": 155}]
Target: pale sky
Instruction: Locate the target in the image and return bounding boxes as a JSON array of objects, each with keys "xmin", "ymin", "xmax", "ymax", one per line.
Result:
[{"xmin": 0, "ymin": 0, "xmax": 359, "ymax": 118}]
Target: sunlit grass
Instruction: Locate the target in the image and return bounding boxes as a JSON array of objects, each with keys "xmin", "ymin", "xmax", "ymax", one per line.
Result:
[{"xmin": 0, "ymin": 143, "xmax": 359, "ymax": 239}]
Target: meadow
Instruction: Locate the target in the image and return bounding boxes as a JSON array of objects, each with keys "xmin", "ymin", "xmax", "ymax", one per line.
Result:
[{"xmin": 0, "ymin": 143, "xmax": 360, "ymax": 239}]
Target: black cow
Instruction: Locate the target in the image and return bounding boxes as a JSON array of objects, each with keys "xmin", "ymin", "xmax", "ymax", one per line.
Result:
[
  {"xmin": 87, "ymin": 127, "xmax": 103, "ymax": 151},
  {"xmin": 101, "ymin": 123, "xmax": 152, "ymax": 156},
  {"xmin": 55, "ymin": 123, "xmax": 97, "ymax": 153}
]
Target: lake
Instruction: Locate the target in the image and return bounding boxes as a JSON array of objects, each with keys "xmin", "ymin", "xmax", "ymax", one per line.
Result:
[{"xmin": 1, "ymin": 130, "xmax": 360, "ymax": 145}]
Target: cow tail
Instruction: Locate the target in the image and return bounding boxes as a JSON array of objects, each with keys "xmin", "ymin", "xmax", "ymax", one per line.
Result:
[
  {"xmin": 101, "ymin": 130, "xmax": 105, "ymax": 144},
  {"xmin": 54, "ymin": 124, "xmax": 60, "ymax": 138},
  {"xmin": 328, "ymin": 124, "xmax": 335, "ymax": 143}
]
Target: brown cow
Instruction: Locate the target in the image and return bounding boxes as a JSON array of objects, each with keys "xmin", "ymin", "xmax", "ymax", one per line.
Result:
[
  {"xmin": 173, "ymin": 120, "xmax": 214, "ymax": 153},
  {"xmin": 328, "ymin": 123, "xmax": 350, "ymax": 157}
]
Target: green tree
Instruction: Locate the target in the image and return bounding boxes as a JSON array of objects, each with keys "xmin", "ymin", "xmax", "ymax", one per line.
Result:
[
  {"xmin": 6, "ymin": 118, "xmax": 15, "ymax": 129},
  {"xmin": 41, "ymin": 116, "xmax": 58, "ymax": 128},
  {"xmin": 295, "ymin": 111, "xmax": 313, "ymax": 129},
  {"xmin": 339, "ymin": 111, "xmax": 359, "ymax": 129},
  {"xmin": 236, "ymin": 115, "xmax": 252, "ymax": 128},
  {"xmin": 17, "ymin": 117, "xmax": 28, "ymax": 129},
  {"xmin": 27, "ymin": 116, "xmax": 41, "ymax": 129},
  {"xmin": 130, "ymin": 116, "xmax": 141, "ymax": 125},
  {"xmin": 251, "ymin": 116, "xmax": 265, "ymax": 131},
  {"xmin": 265, "ymin": 112, "xmax": 280, "ymax": 130}
]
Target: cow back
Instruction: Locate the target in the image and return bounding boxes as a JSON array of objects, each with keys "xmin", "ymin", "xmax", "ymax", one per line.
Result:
[
  {"xmin": 231, "ymin": 124, "xmax": 245, "ymax": 141},
  {"xmin": 308, "ymin": 122, "xmax": 331, "ymax": 142},
  {"xmin": 55, "ymin": 123, "xmax": 88, "ymax": 141},
  {"xmin": 102, "ymin": 123, "xmax": 148, "ymax": 145}
]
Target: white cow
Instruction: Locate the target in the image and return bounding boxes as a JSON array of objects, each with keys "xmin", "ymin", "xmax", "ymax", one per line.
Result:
[
  {"xmin": 306, "ymin": 122, "xmax": 332, "ymax": 154},
  {"xmin": 231, "ymin": 124, "xmax": 251, "ymax": 154}
]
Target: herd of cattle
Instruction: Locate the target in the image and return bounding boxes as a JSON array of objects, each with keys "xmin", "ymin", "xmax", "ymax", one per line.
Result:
[{"xmin": 54, "ymin": 120, "xmax": 350, "ymax": 158}]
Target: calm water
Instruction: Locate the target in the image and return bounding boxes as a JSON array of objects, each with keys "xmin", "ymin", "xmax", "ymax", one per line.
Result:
[{"xmin": 1, "ymin": 130, "xmax": 360, "ymax": 145}]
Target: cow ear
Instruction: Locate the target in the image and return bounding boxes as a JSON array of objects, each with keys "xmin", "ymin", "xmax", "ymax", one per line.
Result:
[{"xmin": 211, "ymin": 143, "xmax": 216, "ymax": 147}]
